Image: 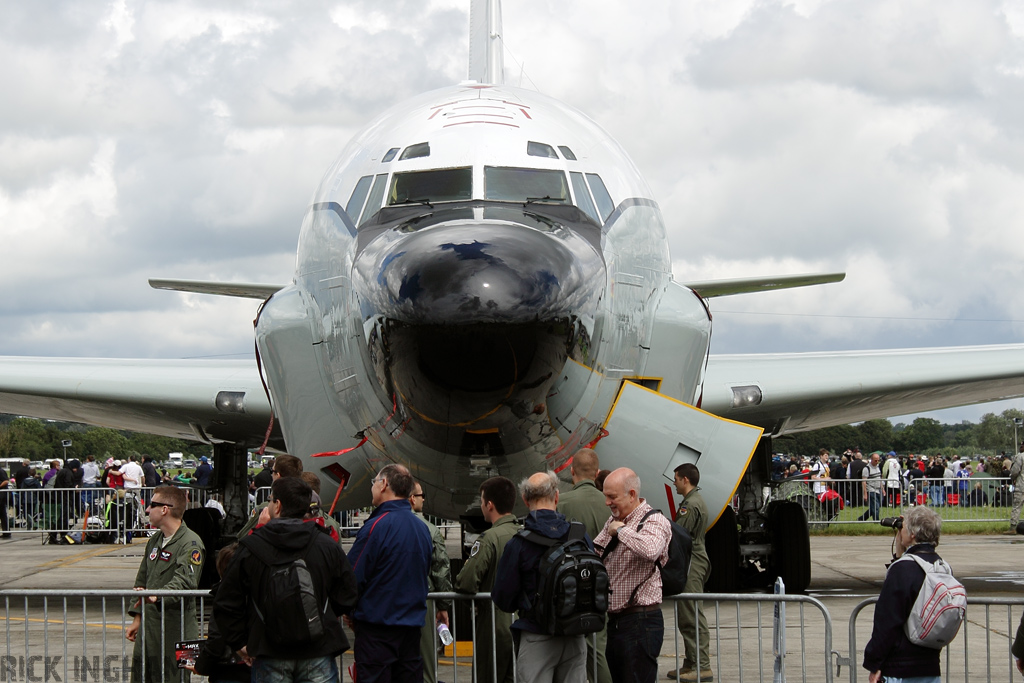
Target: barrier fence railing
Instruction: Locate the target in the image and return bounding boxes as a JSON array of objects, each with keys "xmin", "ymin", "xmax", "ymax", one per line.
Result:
[
  {"xmin": 844, "ymin": 596, "xmax": 1024, "ymax": 683},
  {"xmin": 2, "ymin": 589, "xmax": 840, "ymax": 683},
  {"xmin": 1, "ymin": 488, "xmax": 219, "ymax": 541},
  {"xmin": 774, "ymin": 476, "xmax": 1015, "ymax": 525}
]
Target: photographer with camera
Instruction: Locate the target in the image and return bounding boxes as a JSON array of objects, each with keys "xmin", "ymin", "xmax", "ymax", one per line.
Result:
[{"xmin": 864, "ymin": 507, "xmax": 961, "ymax": 683}]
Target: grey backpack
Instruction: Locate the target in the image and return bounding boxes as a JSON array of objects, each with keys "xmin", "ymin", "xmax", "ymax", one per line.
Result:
[{"xmin": 897, "ymin": 553, "xmax": 966, "ymax": 649}]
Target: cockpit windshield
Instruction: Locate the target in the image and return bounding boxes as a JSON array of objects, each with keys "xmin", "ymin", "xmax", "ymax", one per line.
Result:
[
  {"xmin": 388, "ymin": 167, "xmax": 472, "ymax": 205},
  {"xmin": 484, "ymin": 167, "xmax": 570, "ymax": 204}
]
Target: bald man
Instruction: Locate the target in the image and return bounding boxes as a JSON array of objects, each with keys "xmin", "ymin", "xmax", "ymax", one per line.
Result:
[
  {"xmin": 594, "ymin": 468, "xmax": 671, "ymax": 683},
  {"xmin": 493, "ymin": 472, "xmax": 591, "ymax": 682}
]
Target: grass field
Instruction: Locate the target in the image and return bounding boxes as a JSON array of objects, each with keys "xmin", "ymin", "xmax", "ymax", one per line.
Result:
[{"xmin": 809, "ymin": 502, "xmax": 1014, "ymax": 535}]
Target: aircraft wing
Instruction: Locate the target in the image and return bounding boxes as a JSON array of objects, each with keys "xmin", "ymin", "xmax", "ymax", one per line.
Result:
[
  {"xmin": 0, "ymin": 357, "xmax": 278, "ymax": 447},
  {"xmin": 700, "ymin": 344, "xmax": 1024, "ymax": 435}
]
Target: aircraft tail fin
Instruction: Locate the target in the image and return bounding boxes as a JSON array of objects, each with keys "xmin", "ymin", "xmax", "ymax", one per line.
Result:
[
  {"xmin": 468, "ymin": 0, "xmax": 504, "ymax": 84},
  {"xmin": 149, "ymin": 278, "xmax": 284, "ymax": 300},
  {"xmin": 681, "ymin": 272, "xmax": 845, "ymax": 298}
]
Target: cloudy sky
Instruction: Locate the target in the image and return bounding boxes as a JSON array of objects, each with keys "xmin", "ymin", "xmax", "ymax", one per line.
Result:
[{"xmin": 3, "ymin": 0, "xmax": 1024, "ymax": 426}]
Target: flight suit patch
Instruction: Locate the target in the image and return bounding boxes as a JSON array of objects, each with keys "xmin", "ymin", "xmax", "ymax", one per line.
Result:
[
  {"xmin": 149, "ymin": 548, "xmax": 159, "ymax": 561},
  {"xmin": 159, "ymin": 550, "xmax": 173, "ymax": 562},
  {"xmin": 470, "ymin": 540, "xmax": 480, "ymax": 557},
  {"xmin": 190, "ymin": 549, "xmax": 203, "ymax": 566},
  {"xmin": 679, "ymin": 506, "xmax": 688, "ymax": 516}
]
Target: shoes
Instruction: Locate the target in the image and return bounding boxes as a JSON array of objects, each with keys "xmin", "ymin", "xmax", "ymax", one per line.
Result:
[
  {"xmin": 1002, "ymin": 529, "xmax": 1018, "ymax": 535},
  {"xmin": 667, "ymin": 667, "xmax": 692, "ymax": 679},
  {"xmin": 678, "ymin": 669, "xmax": 714, "ymax": 682}
]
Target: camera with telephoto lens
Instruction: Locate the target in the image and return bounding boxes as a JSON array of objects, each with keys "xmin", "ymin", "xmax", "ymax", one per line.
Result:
[{"xmin": 880, "ymin": 516, "xmax": 903, "ymax": 530}]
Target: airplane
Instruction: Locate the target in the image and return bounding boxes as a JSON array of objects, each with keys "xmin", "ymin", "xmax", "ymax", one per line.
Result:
[{"xmin": 4, "ymin": 0, "xmax": 1024, "ymax": 592}]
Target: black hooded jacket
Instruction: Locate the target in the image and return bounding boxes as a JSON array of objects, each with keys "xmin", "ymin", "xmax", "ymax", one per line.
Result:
[{"xmin": 214, "ymin": 517, "xmax": 358, "ymax": 659}]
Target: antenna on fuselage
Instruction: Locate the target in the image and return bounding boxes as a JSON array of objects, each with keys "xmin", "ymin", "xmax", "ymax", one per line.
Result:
[{"xmin": 468, "ymin": 0, "xmax": 504, "ymax": 85}]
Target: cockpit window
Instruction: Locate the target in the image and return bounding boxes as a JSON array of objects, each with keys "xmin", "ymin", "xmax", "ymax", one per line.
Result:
[
  {"xmin": 382, "ymin": 147, "xmax": 399, "ymax": 162},
  {"xmin": 388, "ymin": 167, "xmax": 473, "ymax": 205},
  {"xmin": 527, "ymin": 141, "xmax": 558, "ymax": 159},
  {"xmin": 359, "ymin": 174, "xmax": 389, "ymax": 226},
  {"xmin": 570, "ymin": 172, "xmax": 599, "ymax": 223},
  {"xmin": 484, "ymin": 167, "xmax": 570, "ymax": 204},
  {"xmin": 586, "ymin": 173, "xmax": 615, "ymax": 221},
  {"xmin": 346, "ymin": 175, "xmax": 373, "ymax": 220},
  {"xmin": 558, "ymin": 146, "xmax": 577, "ymax": 161},
  {"xmin": 399, "ymin": 142, "xmax": 430, "ymax": 160}
]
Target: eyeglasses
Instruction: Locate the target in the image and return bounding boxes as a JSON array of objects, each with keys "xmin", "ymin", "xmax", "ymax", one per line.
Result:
[
  {"xmin": 412, "ymin": 493, "xmax": 425, "ymax": 499},
  {"xmin": 146, "ymin": 501, "xmax": 173, "ymax": 510}
]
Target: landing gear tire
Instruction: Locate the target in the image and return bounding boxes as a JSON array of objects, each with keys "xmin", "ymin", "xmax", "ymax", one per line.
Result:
[
  {"xmin": 704, "ymin": 504, "xmax": 739, "ymax": 593},
  {"xmin": 768, "ymin": 500, "xmax": 811, "ymax": 593}
]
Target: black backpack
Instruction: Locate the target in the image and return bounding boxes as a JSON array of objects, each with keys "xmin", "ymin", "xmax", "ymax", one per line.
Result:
[
  {"xmin": 242, "ymin": 533, "xmax": 325, "ymax": 646},
  {"xmin": 518, "ymin": 521, "xmax": 609, "ymax": 636},
  {"xmin": 602, "ymin": 509, "xmax": 693, "ymax": 601}
]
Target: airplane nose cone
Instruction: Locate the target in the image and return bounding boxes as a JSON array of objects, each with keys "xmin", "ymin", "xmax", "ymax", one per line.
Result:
[{"xmin": 361, "ymin": 222, "xmax": 604, "ymax": 324}]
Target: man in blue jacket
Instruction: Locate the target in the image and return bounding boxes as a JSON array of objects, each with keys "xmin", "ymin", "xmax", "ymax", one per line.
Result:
[
  {"xmin": 347, "ymin": 464, "xmax": 433, "ymax": 683},
  {"xmin": 492, "ymin": 471, "xmax": 591, "ymax": 683}
]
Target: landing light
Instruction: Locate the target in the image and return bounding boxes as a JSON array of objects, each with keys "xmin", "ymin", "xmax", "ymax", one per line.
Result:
[
  {"xmin": 731, "ymin": 385, "xmax": 762, "ymax": 408},
  {"xmin": 215, "ymin": 391, "xmax": 246, "ymax": 413}
]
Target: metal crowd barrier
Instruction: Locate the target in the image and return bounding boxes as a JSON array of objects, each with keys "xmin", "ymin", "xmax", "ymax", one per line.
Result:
[
  {"xmin": 845, "ymin": 596, "xmax": 1024, "ymax": 683},
  {"xmin": 1, "ymin": 488, "xmax": 219, "ymax": 541},
  {"xmin": 775, "ymin": 476, "xmax": 1015, "ymax": 526},
  {"xmin": 2, "ymin": 589, "xmax": 840, "ymax": 683}
]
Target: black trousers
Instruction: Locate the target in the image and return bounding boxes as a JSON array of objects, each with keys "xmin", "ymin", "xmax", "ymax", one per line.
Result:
[{"xmin": 354, "ymin": 620, "xmax": 422, "ymax": 683}]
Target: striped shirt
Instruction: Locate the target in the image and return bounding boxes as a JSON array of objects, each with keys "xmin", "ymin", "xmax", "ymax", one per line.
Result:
[{"xmin": 594, "ymin": 500, "xmax": 671, "ymax": 613}]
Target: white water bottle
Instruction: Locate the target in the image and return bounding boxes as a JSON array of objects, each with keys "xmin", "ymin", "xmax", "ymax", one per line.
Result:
[{"xmin": 437, "ymin": 623, "xmax": 454, "ymax": 646}]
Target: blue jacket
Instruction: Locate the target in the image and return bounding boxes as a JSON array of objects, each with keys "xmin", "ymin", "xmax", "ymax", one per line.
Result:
[
  {"xmin": 347, "ymin": 498, "xmax": 433, "ymax": 626},
  {"xmin": 491, "ymin": 508, "xmax": 592, "ymax": 633}
]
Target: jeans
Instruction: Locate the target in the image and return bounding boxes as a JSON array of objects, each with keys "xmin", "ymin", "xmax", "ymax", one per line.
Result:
[
  {"xmin": 252, "ymin": 656, "xmax": 338, "ymax": 683},
  {"xmin": 607, "ymin": 608, "xmax": 663, "ymax": 683},
  {"xmin": 860, "ymin": 491, "xmax": 882, "ymax": 521},
  {"xmin": 881, "ymin": 677, "xmax": 941, "ymax": 683}
]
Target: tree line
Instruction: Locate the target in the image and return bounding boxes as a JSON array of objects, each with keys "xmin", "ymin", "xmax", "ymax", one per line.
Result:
[
  {"xmin": 0, "ymin": 415, "xmax": 212, "ymax": 463},
  {"xmin": 779, "ymin": 409, "xmax": 1024, "ymax": 457}
]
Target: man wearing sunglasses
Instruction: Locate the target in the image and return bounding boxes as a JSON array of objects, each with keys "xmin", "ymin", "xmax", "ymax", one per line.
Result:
[{"xmin": 126, "ymin": 485, "xmax": 205, "ymax": 683}]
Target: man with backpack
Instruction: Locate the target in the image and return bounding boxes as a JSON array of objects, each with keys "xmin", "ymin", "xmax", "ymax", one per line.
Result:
[
  {"xmin": 557, "ymin": 449, "xmax": 612, "ymax": 683},
  {"xmin": 214, "ymin": 477, "xmax": 357, "ymax": 683},
  {"xmin": 594, "ymin": 468, "xmax": 672, "ymax": 683},
  {"xmin": 863, "ymin": 506, "xmax": 963, "ymax": 682},
  {"xmin": 667, "ymin": 463, "xmax": 712, "ymax": 683},
  {"xmin": 492, "ymin": 471, "xmax": 604, "ymax": 682}
]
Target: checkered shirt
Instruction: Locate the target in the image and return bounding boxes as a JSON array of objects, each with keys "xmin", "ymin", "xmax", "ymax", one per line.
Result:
[{"xmin": 594, "ymin": 500, "xmax": 671, "ymax": 613}]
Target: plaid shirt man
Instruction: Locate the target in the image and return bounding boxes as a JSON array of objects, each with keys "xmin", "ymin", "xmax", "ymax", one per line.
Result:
[{"xmin": 594, "ymin": 499, "xmax": 671, "ymax": 612}]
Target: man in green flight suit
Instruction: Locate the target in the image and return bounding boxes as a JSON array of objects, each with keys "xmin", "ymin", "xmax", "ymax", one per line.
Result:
[
  {"xmin": 126, "ymin": 485, "xmax": 205, "ymax": 683},
  {"xmin": 668, "ymin": 463, "xmax": 713, "ymax": 683},
  {"xmin": 557, "ymin": 448, "xmax": 612, "ymax": 683},
  {"xmin": 455, "ymin": 476, "xmax": 519, "ymax": 683},
  {"xmin": 410, "ymin": 481, "xmax": 453, "ymax": 683}
]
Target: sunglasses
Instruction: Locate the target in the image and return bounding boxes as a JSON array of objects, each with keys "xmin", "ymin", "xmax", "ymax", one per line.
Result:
[{"xmin": 146, "ymin": 501, "xmax": 174, "ymax": 510}]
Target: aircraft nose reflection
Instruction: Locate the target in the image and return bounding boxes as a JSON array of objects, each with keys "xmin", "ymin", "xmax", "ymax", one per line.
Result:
[
  {"xmin": 352, "ymin": 217, "xmax": 605, "ymax": 454},
  {"xmin": 363, "ymin": 221, "xmax": 604, "ymax": 325}
]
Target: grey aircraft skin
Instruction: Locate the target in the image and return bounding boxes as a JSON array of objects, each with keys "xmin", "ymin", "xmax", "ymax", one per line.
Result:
[{"xmin": 3, "ymin": 0, "xmax": 1024, "ymax": 589}]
